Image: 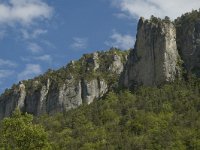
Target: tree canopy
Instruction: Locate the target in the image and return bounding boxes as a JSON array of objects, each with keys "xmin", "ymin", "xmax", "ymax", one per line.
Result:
[
  {"xmin": 0, "ymin": 78, "xmax": 200, "ymax": 149},
  {"xmin": 0, "ymin": 108, "xmax": 50, "ymax": 150}
]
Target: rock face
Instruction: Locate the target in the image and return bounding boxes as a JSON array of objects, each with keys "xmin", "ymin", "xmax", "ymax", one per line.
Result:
[
  {"xmin": 2, "ymin": 11, "xmax": 200, "ymax": 120},
  {"xmin": 82, "ymin": 79, "xmax": 108, "ymax": 104},
  {"xmin": 121, "ymin": 17, "xmax": 181, "ymax": 88},
  {"xmin": 0, "ymin": 50, "xmax": 127, "ymax": 119},
  {"xmin": 176, "ymin": 11, "xmax": 200, "ymax": 76},
  {"xmin": 109, "ymin": 54, "xmax": 124, "ymax": 74}
]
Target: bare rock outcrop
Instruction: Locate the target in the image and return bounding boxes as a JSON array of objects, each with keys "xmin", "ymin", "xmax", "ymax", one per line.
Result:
[
  {"xmin": 121, "ymin": 17, "xmax": 181, "ymax": 88},
  {"xmin": 0, "ymin": 50, "xmax": 127, "ymax": 119},
  {"xmin": 176, "ymin": 11, "xmax": 200, "ymax": 76}
]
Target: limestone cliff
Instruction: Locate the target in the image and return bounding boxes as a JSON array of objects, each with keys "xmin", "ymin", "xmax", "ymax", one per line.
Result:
[
  {"xmin": 121, "ymin": 17, "xmax": 181, "ymax": 88},
  {"xmin": 175, "ymin": 10, "xmax": 200, "ymax": 76},
  {"xmin": 0, "ymin": 49, "xmax": 127, "ymax": 119},
  {"xmin": 2, "ymin": 10, "xmax": 200, "ymax": 119}
]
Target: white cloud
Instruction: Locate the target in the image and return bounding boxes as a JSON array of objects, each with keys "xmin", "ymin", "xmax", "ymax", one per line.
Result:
[
  {"xmin": 18, "ymin": 64, "xmax": 42, "ymax": 80},
  {"xmin": 111, "ymin": 0, "xmax": 200, "ymax": 19},
  {"xmin": 105, "ymin": 30, "xmax": 135, "ymax": 50},
  {"xmin": 0, "ymin": 59, "xmax": 17, "ymax": 67},
  {"xmin": 28, "ymin": 42, "xmax": 43, "ymax": 53},
  {"xmin": 0, "ymin": 0, "xmax": 53, "ymax": 26},
  {"xmin": 20, "ymin": 54, "xmax": 52, "ymax": 64},
  {"xmin": 21, "ymin": 28, "xmax": 47, "ymax": 39},
  {"xmin": 71, "ymin": 37, "xmax": 88, "ymax": 49},
  {"xmin": 34, "ymin": 54, "xmax": 52, "ymax": 63},
  {"xmin": 20, "ymin": 56, "xmax": 30, "ymax": 62},
  {"xmin": 114, "ymin": 13, "xmax": 132, "ymax": 19},
  {"xmin": 32, "ymin": 29, "xmax": 47, "ymax": 37},
  {"xmin": 0, "ymin": 70, "xmax": 14, "ymax": 78}
]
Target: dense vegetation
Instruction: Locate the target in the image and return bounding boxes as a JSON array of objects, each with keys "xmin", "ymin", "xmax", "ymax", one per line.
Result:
[
  {"xmin": 0, "ymin": 109, "xmax": 50, "ymax": 150},
  {"xmin": 175, "ymin": 9, "xmax": 200, "ymax": 26},
  {"xmin": 1, "ymin": 77, "xmax": 200, "ymax": 149}
]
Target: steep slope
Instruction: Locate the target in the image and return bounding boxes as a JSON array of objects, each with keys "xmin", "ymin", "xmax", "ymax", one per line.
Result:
[
  {"xmin": 175, "ymin": 10, "xmax": 200, "ymax": 76},
  {"xmin": 30, "ymin": 78, "xmax": 200, "ymax": 149},
  {"xmin": 0, "ymin": 49, "xmax": 128, "ymax": 119},
  {"xmin": 2, "ymin": 10, "xmax": 200, "ymax": 120},
  {"xmin": 121, "ymin": 17, "xmax": 181, "ymax": 88}
]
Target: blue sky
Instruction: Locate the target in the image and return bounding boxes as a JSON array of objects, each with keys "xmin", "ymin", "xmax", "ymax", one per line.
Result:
[{"xmin": 0, "ymin": 0, "xmax": 200, "ymax": 93}]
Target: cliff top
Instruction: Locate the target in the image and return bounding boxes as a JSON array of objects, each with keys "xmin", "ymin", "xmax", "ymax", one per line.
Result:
[{"xmin": 0, "ymin": 48, "xmax": 129, "ymax": 98}]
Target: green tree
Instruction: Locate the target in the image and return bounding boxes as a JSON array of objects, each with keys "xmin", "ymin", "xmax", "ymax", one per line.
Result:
[{"xmin": 0, "ymin": 108, "xmax": 51, "ymax": 150}]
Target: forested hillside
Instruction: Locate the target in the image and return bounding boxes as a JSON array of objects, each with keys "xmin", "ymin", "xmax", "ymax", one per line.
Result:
[{"xmin": 1, "ymin": 77, "xmax": 200, "ymax": 149}]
